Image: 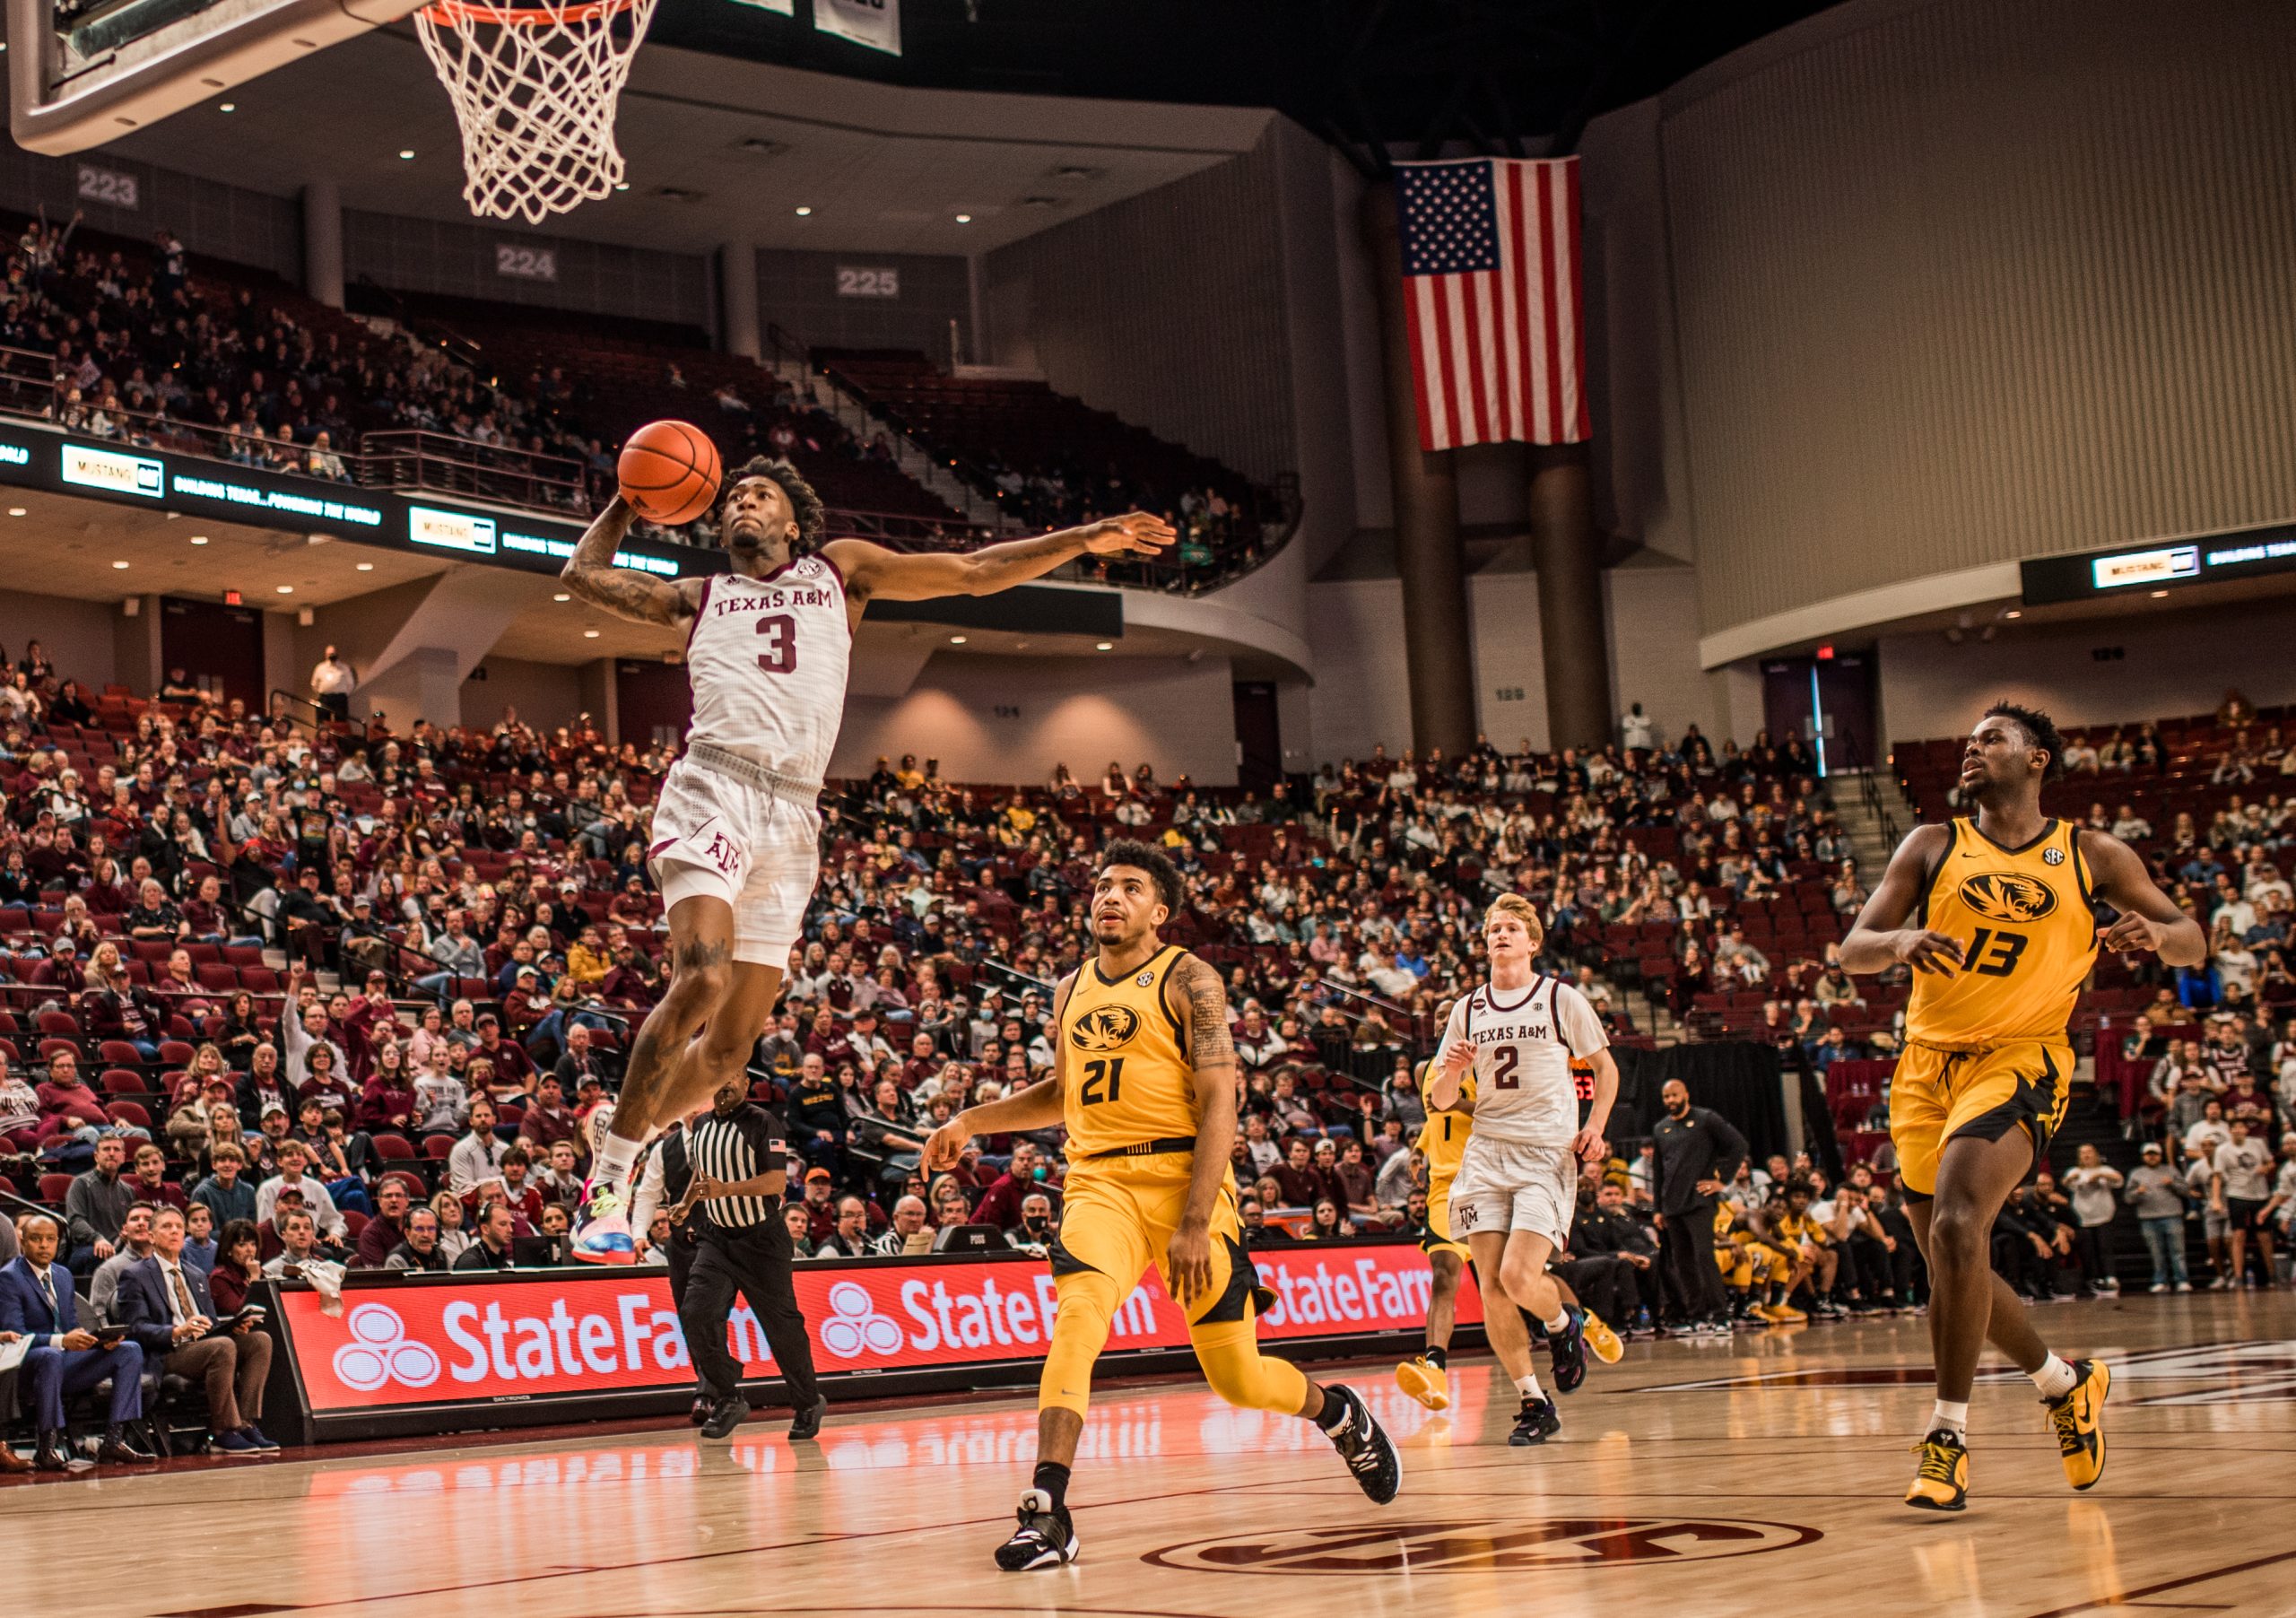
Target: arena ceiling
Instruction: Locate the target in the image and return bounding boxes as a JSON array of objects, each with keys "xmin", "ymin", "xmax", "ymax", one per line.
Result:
[{"xmin": 76, "ymin": 0, "xmax": 1839, "ymax": 253}]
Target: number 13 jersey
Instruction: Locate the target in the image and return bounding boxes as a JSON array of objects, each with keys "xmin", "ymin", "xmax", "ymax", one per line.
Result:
[
  {"xmin": 1434, "ymin": 975, "xmax": 1607, "ymax": 1147},
  {"xmin": 1906, "ymin": 816, "xmax": 2099, "ymax": 1048},
  {"xmin": 685, "ymin": 552, "xmax": 852, "ymax": 782}
]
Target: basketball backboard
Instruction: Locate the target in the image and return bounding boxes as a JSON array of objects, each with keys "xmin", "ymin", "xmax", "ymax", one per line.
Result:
[{"xmin": 7, "ymin": 0, "xmax": 424, "ymax": 155}]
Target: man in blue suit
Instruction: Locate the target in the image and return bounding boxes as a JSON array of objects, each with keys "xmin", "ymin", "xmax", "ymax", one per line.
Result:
[
  {"xmin": 113, "ymin": 1205, "xmax": 279, "ymax": 1455},
  {"xmin": 0, "ymin": 1213, "xmax": 152, "ymax": 1471}
]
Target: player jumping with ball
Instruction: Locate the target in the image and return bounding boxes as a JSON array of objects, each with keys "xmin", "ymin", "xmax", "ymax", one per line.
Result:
[
  {"xmin": 1422, "ymin": 894, "xmax": 1619, "ymax": 1446},
  {"xmin": 558, "ymin": 449, "xmax": 1172, "ymax": 1321}
]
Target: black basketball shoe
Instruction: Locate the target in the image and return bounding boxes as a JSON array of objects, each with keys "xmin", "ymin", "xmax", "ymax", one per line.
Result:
[
  {"xmin": 995, "ymin": 1488, "xmax": 1081, "ymax": 1570},
  {"xmin": 1320, "ymin": 1383, "xmax": 1402, "ymax": 1504},
  {"xmin": 1510, "ymin": 1396, "xmax": 1562, "ymax": 1447},
  {"xmin": 1549, "ymin": 1303, "xmax": 1590, "ymax": 1394}
]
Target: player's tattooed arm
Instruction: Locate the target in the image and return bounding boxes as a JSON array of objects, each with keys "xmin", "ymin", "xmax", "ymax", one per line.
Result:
[
  {"xmin": 1170, "ymin": 955, "xmax": 1237, "ymax": 1296},
  {"xmin": 1171, "ymin": 953, "xmax": 1237, "ymax": 1078},
  {"xmin": 561, "ymin": 496, "xmax": 702, "ymax": 627}
]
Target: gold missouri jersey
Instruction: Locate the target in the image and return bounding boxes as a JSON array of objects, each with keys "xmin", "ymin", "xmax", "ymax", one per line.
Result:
[
  {"xmin": 1907, "ymin": 816, "xmax": 2098, "ymax": 1048},
  {"xmin": 1416, "ymin": 1076, "xmax": 1477, "ymax": 1183},
  {"xmin": 1060, "ymin": 943, "xmax": 1199, "ymax": 1159}
]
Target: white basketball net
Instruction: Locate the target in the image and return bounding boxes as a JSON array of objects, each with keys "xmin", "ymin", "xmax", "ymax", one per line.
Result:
[{"xmin": 414, "ymin": 0, "xmax": 660, "ymax": 224}]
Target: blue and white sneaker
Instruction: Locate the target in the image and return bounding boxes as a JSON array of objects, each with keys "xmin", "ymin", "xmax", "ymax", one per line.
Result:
[{"xmin": 572, "ymin": 1179, "xmax": 636, "ymax": 1265}]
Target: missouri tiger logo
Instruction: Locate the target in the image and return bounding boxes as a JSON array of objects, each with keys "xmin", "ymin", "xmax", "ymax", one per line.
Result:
[
  {"xmin": 1957, "ymin": 871, "xmax": 2058, "ymax": 923},
  {"xmin": 1069, "ymin": 1004, "xmax": 1141, "ymax": 1052}
]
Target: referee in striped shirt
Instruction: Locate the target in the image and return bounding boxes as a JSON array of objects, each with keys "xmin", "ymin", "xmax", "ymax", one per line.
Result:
[{"xmin": 673, "ymin": 1078, "xmax": 828, "ymax": 1442}]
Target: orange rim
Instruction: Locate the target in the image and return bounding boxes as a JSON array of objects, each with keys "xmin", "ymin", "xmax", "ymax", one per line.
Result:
[{"xmin": 422, "ymin": 0, "xmax": 637, "ymax": 23}]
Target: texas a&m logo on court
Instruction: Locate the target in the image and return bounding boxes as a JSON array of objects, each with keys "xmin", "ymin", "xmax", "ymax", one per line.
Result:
[
  {"xmin": 1145, "ymin": 1516, "xmax": 1817, "ymax": 1573},
  {"xmin": 1957, "ymin": 870, "xmax": 2057, "ymax": 923},
  {"xmin": 1070, "ymin": 1004, "xmax": 1141, "ymax": 1052}
]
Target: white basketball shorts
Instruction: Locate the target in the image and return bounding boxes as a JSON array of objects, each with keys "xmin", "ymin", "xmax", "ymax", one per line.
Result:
[
  {"xmin": 1447, "ymin": 1135, "xmax": 1578, "ymax": 1248},
  {"xmin": 647, "ymin": 755, "xmax": 822, "ymax": 967}
]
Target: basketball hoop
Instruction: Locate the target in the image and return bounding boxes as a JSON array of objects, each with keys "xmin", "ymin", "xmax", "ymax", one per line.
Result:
[{"xmin": 414, "ymin": 0, "xmax": 659, "ymax": 225}]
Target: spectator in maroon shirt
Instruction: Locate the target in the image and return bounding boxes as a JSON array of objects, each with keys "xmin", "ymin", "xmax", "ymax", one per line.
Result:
[
  {"xmin": 337, "ymin": 975, "xmax": 404, "ymax": 1085},
  {"xmin": 900, "ymin": 1031, "xmax": 942, "ymax": 1091},
  {"xmin": 797, "ymin": 1167, "xmax": 839, "ymax": 1241},
  {"xmin": 804, "ymin": 1005, "xmax": 854, "ymax": 1069},
  {"xmin": 358, "ymin": 1040, "xmax": 416, "ymax": 1134},
  {"xmin": 130, "ymin": 1141, "xmax": 187, "ymax": 1211},
  {"xmin": 354, "ymin": 1179, "xmax": 412, "ymax": 1267},
  {"xmin": 515, "ymin": 1074, "xmax": 578, "ymax": 1154},
  {"xmin": 473, "ymin": 1017, "xmax": 535, "ymax": 1089},
  {"xmin": 1270, "ymin": 1137, "xmax": 1332, "ymax": 1210},
  {"xmin": 466, "ymin": 1146, "xmax": 545, "ymax": 1228},
  {"xmin": 596, "ymin": 944, "xmax": 652, "ymax": 1006},
  {"xmin": 154, "ymin": 948, "xmax": 215, "ymax": 1019},
  {"xmin": 179, "ymin": 874, "xmax": 231, "ymax": 943},
  {"xmin": 36, "ymin": 1050, "xmax": 109, "ymax": 1134},
  {"xmin": 971, "ymin": 1141, "xmax": 1060, "ymax": 1233}
]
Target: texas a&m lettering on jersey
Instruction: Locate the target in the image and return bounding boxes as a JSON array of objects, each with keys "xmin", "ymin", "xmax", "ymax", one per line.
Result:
[{"xmin": 683, "ymin": 552, "xmax": 852, "ymax": 783}]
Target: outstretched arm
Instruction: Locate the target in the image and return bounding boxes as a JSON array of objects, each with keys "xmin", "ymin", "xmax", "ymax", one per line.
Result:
[
  {"xmin": 560, "ymin": 497, "xmax": 704, "ymax": 628},
  {"xmin": 2079, "ymin": 829, "xmax": 2207, "ymax": 966},
  {"xmin": 920, "ymin": 972, "xmax": 1075, "ymax": 1168},
  {"xmin": 823, "ymin": 511, "xmax": 1175, "ymax": 605}
]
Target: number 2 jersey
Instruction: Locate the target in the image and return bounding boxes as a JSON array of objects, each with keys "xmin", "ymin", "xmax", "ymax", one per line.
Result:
[
  {"xmin": 1906, "ymin": 816, "xmax": 2099, "ymax": 1048},
  {"xmin": 684, "ymin": 552, "xmax": 852, "ymax": 782},
  {"xmin": 1433, "ymin": 974, "xmax": 1608, "ymax": 1147}
]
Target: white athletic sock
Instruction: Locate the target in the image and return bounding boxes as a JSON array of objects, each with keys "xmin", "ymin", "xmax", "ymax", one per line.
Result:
[
  {"xmin": 1930, "ymin": 1399, "xmax": 1969, "ymax": 1440},
  {"xmin": 592, "ymin": 1132, "xmax": 641, "ymax": 1192},
  {"xmin": 2031, "ymin": 1353, "xmax": 2077, "ymax": 1401},
  {"xmin": 1515, "ymin": 1372, "xmax": 1545, "ymax": 1403},
  {"xmin": 1543, "ymin": 1309, "xmax": 1570, "ymax": 1333}
]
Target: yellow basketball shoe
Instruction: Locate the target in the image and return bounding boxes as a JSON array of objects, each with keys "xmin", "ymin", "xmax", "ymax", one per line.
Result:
[
  {"xmin": 1580, "ymin": 1309, "xmax": 1625, "ymax": 1364},
  {"xmin": 2045, "ymin": 1359, "xmax": 2109, "ymax": 1491},
  {"xmin": 1906, "ymin": 1429, "xmax": 1969, "ymax": 1512},
  {"xmin": 1395, "ymin": 1355, "xmax": 1450, "ymax": 1411}
]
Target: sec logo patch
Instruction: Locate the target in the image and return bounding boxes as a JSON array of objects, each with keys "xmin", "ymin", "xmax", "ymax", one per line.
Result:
[{"xmin": 2043, "ymin": 846, "xmax": 2066, "ymax": 866}]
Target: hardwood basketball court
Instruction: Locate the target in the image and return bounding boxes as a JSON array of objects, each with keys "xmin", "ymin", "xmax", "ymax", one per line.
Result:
[{"xmin": 4, "ymin": 1293, "xmax": 2288, "ymax": 1618}]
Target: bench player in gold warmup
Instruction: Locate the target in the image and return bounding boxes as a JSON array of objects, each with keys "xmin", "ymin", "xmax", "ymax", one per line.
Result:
[
  {"xmin": 925, "ymin": 839, "xmax": 1401, "ymax": 1570},
  {"xmin": 1843, "ymin": 702, "xmax": 2201, "ymax": 1510}
]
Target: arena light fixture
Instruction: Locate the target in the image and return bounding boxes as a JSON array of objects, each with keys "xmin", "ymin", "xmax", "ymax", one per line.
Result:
[
  {"xmin": 4, "ymin": 508, "xmax": 22, "ymax": 517},
  {"xmin": 554, "ymin": 592, "xmax": 571, "ymax": 602},
  {"xmin": 111, "ymin": 560, "xmax": 128, "ymax": 569},
  {"xmin": 276, "ymin": 585, "xmax": 294, "ymax": 595},
  {"xmin": 795, "ymin": 205, "xmax": 813, "ymax": 216},
  {"xmin": 2150, "ymin": 589, "xmax": 2169, "ymax": 598},
  {"xmin": 189, "ymin": 535, "xmax": 207, "ymax": 544},
  {"xmin": 399, "ymin": 149, "xmax": 416, "ymax": 161},
  {"xmin": 219, "ymin": 101, "xmax": 236, "ymax": 112},
  {"xmin": 2005, "ymin": 609, "xmax": 2021, "ymax": 619},
  {"xmin": 949, "ymin": 635, "xmax": 966, "ymax": 645},
  {"xmin": 584, "ymin": 629, "xmax": 601, "ymax": 638},
  {"xmin": 356, "ymin": 561, "xmax": 375, "ymax": 570},
  {"xmin": 1096, "ymin": 641, "xmax": 1113, "ymax": 651},
  {"xmin": 954, "ymin": 213, "xmax": 972, "ymax": 223}
]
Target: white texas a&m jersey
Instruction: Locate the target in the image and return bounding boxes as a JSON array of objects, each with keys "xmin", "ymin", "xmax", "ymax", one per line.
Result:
[
  {"xmin": 1434, "ymin": 974, "xmax": 1607, "ymax": 1146},
  {"xmin": 684, "ymin": 553, "xmax": 852, "ymax": 781}
]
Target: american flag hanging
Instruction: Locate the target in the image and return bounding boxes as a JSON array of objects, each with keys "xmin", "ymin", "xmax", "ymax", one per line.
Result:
[{"xmin": 1395, "ymin": 156, "xmax": 1589, "ymax": 451}]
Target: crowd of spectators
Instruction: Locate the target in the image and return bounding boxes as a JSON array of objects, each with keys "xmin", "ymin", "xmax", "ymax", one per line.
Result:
[
  {"xmin": 4, "ymin": 207, "xmax": 603, "ymax": 491},
  {"xmin": 22, "ymin": 628, "xmax": 2247, "ymax": 1466}
]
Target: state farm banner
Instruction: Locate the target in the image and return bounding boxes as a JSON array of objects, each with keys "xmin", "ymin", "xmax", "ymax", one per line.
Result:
[{"xmin": 278, "ymin": 1244, "xmax": 1481, "ymax": 1417}]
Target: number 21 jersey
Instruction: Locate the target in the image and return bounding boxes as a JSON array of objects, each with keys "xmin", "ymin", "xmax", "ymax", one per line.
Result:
[{"xmin": 684, "ymin": 552, "xmax": 852, "ymax": 782}]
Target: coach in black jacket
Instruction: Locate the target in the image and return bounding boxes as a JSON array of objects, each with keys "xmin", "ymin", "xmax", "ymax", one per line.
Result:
[{"xmin": 1649, "ymin": 1079, "xmax": 1750, "ymax": 1330}]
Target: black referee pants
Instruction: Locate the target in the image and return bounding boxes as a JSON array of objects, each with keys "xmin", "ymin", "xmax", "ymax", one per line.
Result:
[
  {"xmin": 1660, "ymin": 1198, "xmax": 1727, "ymax": 1322},
  {"xmin": 680, "ymin": 1217, "xmax": 822, "ymax": 1412}
]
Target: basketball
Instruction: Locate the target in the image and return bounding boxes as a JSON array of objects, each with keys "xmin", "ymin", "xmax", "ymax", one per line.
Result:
[{"xmin": 617, "ymin": 420, "xmax": 722, "ymax": 526}]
